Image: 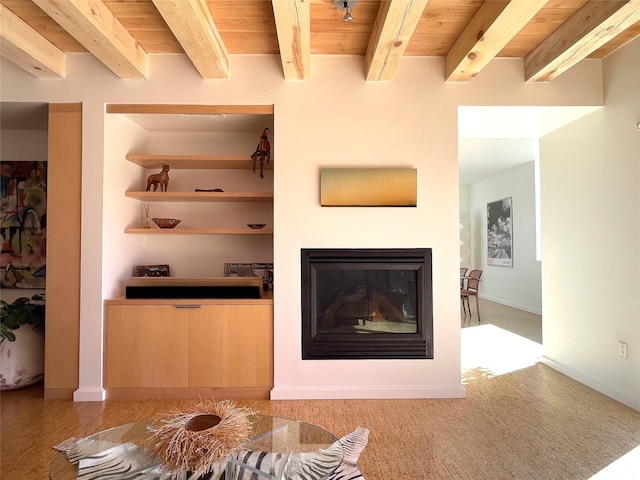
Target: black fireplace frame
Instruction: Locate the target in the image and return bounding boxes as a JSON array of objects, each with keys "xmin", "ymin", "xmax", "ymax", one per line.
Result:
[{"xmin": 301, "ymin": 248, "xmax": 433, "ymax": 360}]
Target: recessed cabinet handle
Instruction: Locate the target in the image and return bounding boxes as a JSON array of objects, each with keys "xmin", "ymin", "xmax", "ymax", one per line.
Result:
[{"xmin": 174, "ymin": 304, "xmax": 202, "ymax": 309}]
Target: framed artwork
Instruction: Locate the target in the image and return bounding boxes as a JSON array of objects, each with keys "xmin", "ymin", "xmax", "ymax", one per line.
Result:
[
  {"xmin": 1, "ymin": 161, "xmax": 47, "ymax": 288},
  {"xmin": 252, "ymin": 263, "xmax": 274, "ymax": 290},
  {"xmin": 320, "ymin": 168, "xmax": 417, "ymax": 207},
  {"xmin": 487, "ymin": 197, "xmax": 513, "ymax": 267},
  {"xmin": 134, "ymin": 264, "xmax": 170, "ymax": 277},
  {"xmin": 224, "ymin": 263, "xmax": 253, "ymax": 277}
]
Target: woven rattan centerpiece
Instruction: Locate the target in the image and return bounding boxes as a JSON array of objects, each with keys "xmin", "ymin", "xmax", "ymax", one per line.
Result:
[{"xmin": 151, "ymin": 399, "xmax": 255, "ymax": 476}]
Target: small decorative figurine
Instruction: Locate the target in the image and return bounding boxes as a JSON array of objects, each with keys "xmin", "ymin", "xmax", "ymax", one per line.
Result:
[
  {"xmin": 250, "ymin": 128, "xmax": 270, "ymax": 179},
  {"xmin": 146, "ymin": 164, "xmax": 170, "ymax": 191}
]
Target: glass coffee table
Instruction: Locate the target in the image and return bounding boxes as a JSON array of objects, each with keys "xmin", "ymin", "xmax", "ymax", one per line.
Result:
[{"xmin": 49, "ymin": 415, "xmax": 343, "ymax": 479}]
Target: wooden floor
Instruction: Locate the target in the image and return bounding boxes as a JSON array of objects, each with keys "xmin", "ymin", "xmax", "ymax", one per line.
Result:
[{"xmin": 2, "ymin": 300, "xmax": 640, "ymax": 479}]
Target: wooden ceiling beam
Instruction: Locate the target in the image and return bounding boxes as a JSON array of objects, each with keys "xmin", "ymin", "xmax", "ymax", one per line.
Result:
[
  {"xmin": 271, "ymin": 0, "xmax": 310, "ymax": 80},
  {"xmin": 365, "ymin": 0, "xmax": 429, "ymax": 82},
  {"xmin": 445, "ymin": 0, "xmax": 548, "ymax": 82},
  {"xmin": 32, "ymin": 0, "xmax": 148, "ymax": 79},
  {"xmin": 525, "ymin": 0, "xmax": 640, "ymax": 82},
  {"xmin": 151, "ymin": 0, "xmax": 229, "ymax": 79},
  {"xmin": 0, "ymin": 4, "xmax": 65, "ymax": 78}
]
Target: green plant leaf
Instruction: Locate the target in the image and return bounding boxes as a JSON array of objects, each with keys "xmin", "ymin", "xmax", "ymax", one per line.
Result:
[{"xmin": 1, "ymin": 294, "xmax": 45, "ymax": 342}]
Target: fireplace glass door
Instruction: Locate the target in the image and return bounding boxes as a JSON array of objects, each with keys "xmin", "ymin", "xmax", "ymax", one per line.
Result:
[{"xmin": 301, "ymin": 248, "xmax": 433, "ymax": 360}]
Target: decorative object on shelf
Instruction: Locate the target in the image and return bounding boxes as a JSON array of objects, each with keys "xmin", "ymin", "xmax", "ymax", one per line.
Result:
[
  {"xmin": 133, "ymin": 265, "xmax": 170, "ymax": 277},
  {"xmin": 250, "ymin": 128, "xmax": 270, "ymax": 179},
  {"xmin": 145, "ymin": 164, "xmax": 170, "ymax": 192},
  {"xmin": 246, "ymin": 223, "xmax": 266, "ymax": 229},
  {"xmin": 251, "ymin": 263, "xmax": 273, "ymax": 291},
  {"xmin": 195, "ymin": 188, "xmax": 224, "ymax": 192},
  {"xmin": 143, "ymin": 202, "xmax": 151, "ymax": 229},
  {"xmin": 224, "ymin": 263, "xmax": 253, "ymax": 277},
  {"xmin": 320, "ymin": 167, "xmax": 417, "ymax": 207},
  {"xmin": 224, "ymin": 263, "xmax": 273, "ymax": 290},
  {"xmin": 152, "ymin": 217, "xmax": 181, "ymax": 229},
  {"xmin": 151, "ymin": 399, "xmax": 256, "ymax": 476}
]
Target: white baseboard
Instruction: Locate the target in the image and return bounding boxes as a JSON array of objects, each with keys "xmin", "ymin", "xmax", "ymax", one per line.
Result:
[
  {"xmin": 540, "ymin": 356, "xmax": 640, "ymax": 411},
  {"xmin": 270, "ymin": 385, "xmax": 467, "ymax": 400},
  {"xmin": 73, "ymin": 387, "xmax": 106, "ymax": 402},
  {"xmin": 479, "ymin": 294, "xmax": 542, "ymax": 315}
]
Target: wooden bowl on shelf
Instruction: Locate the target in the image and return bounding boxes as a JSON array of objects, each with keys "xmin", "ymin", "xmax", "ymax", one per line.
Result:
[
  {"xmin": 247, "ymin": 224, "xmax": 267, "ymax": 230},
  {"xmin": 153, "ymin": 218, "xmax": 181, "ymax": 229}
]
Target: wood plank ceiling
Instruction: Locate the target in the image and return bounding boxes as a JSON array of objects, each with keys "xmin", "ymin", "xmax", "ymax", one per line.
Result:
[{"xmin": 1, "ymin": 0, "xmax": 639, "ymax": 83}]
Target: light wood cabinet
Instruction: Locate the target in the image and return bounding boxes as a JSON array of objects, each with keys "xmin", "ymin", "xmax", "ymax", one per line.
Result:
[
  {"xmin": 189, "ymin": 305, "xmax": 272, "ymax": 387},
  {"xmin": 105, "ymin": 305, "xmax": 190, "ymax": 388},
  {"xmin": 104, "ymin": 299, "xmax": 273, "ymax": 398}
]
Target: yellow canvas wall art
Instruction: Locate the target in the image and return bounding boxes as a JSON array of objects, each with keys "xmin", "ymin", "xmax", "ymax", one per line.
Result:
[{"xmin": 320, "ymin": 168, "xmax": 417, "ymax": 207}]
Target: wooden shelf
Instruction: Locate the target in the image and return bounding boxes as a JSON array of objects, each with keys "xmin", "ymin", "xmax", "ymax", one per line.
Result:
[
  {"xmin": 125, "ymin": 228, "xmax": 273, "ymax": 235},
  {"xmin": 125, "ymin": 191, "xmax": 273, "ymax": 202},
  {"xmin": 107, "ymin": 104, "xmax": 273, "ymax": 116},
  {"xmin": 126, "ymin": 154, "xmax": 273, "ymax": 170}
]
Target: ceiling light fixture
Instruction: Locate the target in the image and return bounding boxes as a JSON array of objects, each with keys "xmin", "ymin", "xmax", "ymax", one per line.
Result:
[{"xmin": 334, "ymin": 0, "xmax": 357, "ymax": 22}]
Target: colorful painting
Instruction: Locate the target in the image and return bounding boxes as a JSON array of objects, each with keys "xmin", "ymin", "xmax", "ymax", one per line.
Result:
[
  {"xmin": 1, "ymin": 161, "xmax": 47, "ymax": 288},
  {"xmin": 487, "ymin": 197, "xmax": 513, "ymax": 267}
]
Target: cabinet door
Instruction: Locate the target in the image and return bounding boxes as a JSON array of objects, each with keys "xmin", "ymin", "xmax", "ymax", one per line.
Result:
[
  {"xmin": 105, "ymin": 305, "xmax": 189, "ymax": 387},
  {"xmin": 189, "ymin": 305, "xmax": 273, "ymax": 387}
]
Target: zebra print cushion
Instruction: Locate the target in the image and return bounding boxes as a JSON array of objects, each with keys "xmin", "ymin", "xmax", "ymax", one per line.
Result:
[{"xmin": 226, "ymin": 426, "xmax": 368, "ymax": 480}]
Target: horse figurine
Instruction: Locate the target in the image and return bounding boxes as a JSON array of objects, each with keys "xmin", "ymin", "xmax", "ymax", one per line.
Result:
[
  {"xmin": 146, "ymin": 164, "xmax": 170, "ymax": 192},
  {"xmin": 251, "ymin": 128, "xmax": 270, "ymax": 179}
]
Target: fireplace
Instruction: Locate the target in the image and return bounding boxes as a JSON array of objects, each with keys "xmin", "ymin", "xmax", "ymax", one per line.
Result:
[{"xmin": 301, "ymin": 248, "xmax": 433, "ymax": 360}]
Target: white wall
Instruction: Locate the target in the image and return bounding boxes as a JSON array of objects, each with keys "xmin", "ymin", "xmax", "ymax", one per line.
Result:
[
  {"xmin": 540, "ymin": 37, "xmax": 640, "ymax": 410},
  {"xmin": 469, "ymin": 162, "xmax": 542, "ymax": 314},
  {"xmin": 459, "ymin": 184, "xmax": 470, "ymax": 219},
  {"xmin": 1, "ymin": 129, "xmax": 47, "ymax": 159},
  {"xmin": 0, "ymin": 53, "xmax": 604, "ymax": 400},
  {"xmin": 459, "ymin": 186, "xmax": 472, "ymax": 270}
]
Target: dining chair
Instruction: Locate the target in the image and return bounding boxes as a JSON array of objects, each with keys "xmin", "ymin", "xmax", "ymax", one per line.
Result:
[
  {"xmin": 460, "ymin": 267, "xmax": 469, "ymax": 289},
  {"xmin": 460, "ymin": 269, "xmax": 483, "ymax": 320}
]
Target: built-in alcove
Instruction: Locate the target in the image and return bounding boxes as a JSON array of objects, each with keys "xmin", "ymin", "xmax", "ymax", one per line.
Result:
[{"xmin": 301, "ymin": 248, "xmax": 433, "ymax": 360}]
